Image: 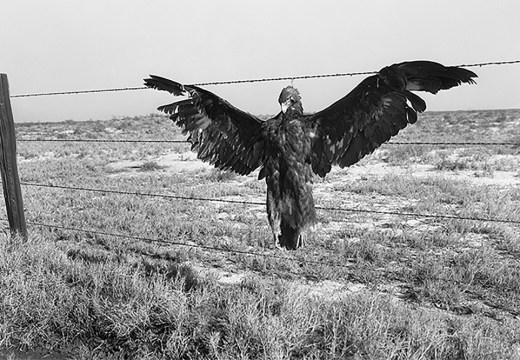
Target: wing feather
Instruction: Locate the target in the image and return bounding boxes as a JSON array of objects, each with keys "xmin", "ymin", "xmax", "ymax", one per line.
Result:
[
  {"xmin": 144, "ymin": 75, "xmax": 266, "ymax": 175},
  {"xmin": 305, "ymin": 61, "xmax": 476, "ymax": 177}
]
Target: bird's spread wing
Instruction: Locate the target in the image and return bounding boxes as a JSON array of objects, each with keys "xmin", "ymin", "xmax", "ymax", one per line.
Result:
[
  {"xmin": 144, "ymin": 75, "xmax": 266, "ymax": 175},
  {"xmin": 305, "ymin": 61, "xmax": 477, "ymax": 177}
]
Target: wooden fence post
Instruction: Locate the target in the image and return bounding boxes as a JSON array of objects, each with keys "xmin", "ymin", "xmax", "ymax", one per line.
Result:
[{"xmin": 0, "ymin": 74, "xmax": 28, "ymax": 240}]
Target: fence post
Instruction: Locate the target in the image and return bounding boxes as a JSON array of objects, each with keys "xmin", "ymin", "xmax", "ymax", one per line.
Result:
[{"xmin": 0, "ymin": 73, "xmax": 28, "ymax": 240}]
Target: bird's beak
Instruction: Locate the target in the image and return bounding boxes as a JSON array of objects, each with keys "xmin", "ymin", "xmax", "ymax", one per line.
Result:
[{"xmin": 281, "ymin": 99, "xmax": 292, "ymax": 114}]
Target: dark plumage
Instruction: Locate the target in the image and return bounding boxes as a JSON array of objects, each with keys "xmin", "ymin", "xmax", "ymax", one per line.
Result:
[{"xmin": 144, "ymin": 61, "xmax": 476, "ymax": 250}]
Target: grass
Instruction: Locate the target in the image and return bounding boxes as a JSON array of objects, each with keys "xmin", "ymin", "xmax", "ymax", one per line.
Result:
[
  {"xmin": 1, "ymin": 235, "xmax": 519, "ymax": 359},
  {"xmin": 2, "ymin": 109, "xmax": 520, "ymax": 359}
]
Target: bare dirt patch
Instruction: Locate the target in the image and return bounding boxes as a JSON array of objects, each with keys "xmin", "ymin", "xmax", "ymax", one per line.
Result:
[
  {"xmin": 335, "ymin": 161, "xmax": 520, "ymax": 188},
  {"xmin": 106, "ymin": 152, "xmax": 212, "ymax": 175}
]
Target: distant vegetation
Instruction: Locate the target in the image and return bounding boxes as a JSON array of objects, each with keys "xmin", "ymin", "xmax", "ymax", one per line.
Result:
[{"xmin": 2, "ymin": 109, "xmax": 520, "ymax": 359}]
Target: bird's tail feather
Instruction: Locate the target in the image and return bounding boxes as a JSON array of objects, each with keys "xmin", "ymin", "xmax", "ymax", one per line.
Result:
[
  {"xmin": 278, "ymin": 221, "xmax": 303, "ymax": 250},
  {"xmin": 397, "ymin": 61, "xmax": 477, "ymax": 94}
]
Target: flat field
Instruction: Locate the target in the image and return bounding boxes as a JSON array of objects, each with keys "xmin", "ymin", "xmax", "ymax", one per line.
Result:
[{"xmin": 1, "ymin": 109, "xmax": 520, "ymax": 359}]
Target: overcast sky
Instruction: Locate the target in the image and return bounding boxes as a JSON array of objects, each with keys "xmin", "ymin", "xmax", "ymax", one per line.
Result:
[{"xmin": 2, "ymin": 0, "xmax": 520, "ymax": 123}]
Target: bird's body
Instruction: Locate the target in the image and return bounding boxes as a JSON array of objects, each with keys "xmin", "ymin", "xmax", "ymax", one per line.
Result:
[
  {"xmin": 145, "ymin": 61, "xmax": 477, "ymax": 250},
  {"xmin": 262, "ymin": 111, "xmax": 316, "ymax": 249}
]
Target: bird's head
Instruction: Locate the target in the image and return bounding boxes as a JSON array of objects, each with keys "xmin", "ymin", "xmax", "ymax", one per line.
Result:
[{"xmin": 278, "ymin": 86, "xmax": 303, "ymax": 115}]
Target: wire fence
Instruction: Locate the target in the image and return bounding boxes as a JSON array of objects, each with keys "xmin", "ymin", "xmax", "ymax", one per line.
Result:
[
  {"xmin": 9, "ymin": 58, "xmax": 520, "ymax": 236},
  {"xmin": 9, "ymin": 59, "xmax": 520, "ymax": 98},
  {"xmin": 4, "ymin": 59, "xmax": 520, "ymax": 298}
]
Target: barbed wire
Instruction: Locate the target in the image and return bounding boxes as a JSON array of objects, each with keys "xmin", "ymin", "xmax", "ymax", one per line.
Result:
[
  {"xmin": 30, "ymin": 220, "xmax": 318, "ymax": 265},
  {"xmin": 1, "ymin": 217, "xmax": 513, "ymax": 292},
  {"xmin": 16, "ymin": 138, "xmax": 520, "ymax": 146},
  {"xmin": 0, "ymin": 217, "xmax": 473, "ymax": 286},
  {"xmin": 0, "ymin": 217, "xmax": 361, "ymax": 272},
  {"xmin": 10, "ymin": 87, "xmax": 147, "ymax": 98},
  {"xmin": 9, "ymin": 60, "xmax": 520, "ymax": 98},
  {"xmin": 387, "ymin": 141, "xmax": 519, "ymax": 146},
  {"xmin": 0, "ymin": 217, "xmax": 479, "ymax": 292},
  {"xmin": 453, "ymin": 60, "xmax": 520, "ymax": 68},
  {"xmin": 21, "ymin": 182, "xmax": 520, "ymax": 225},
  {"xmin": 18, "ymin": 138, "xmax": 189, "ymax": 143}
]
